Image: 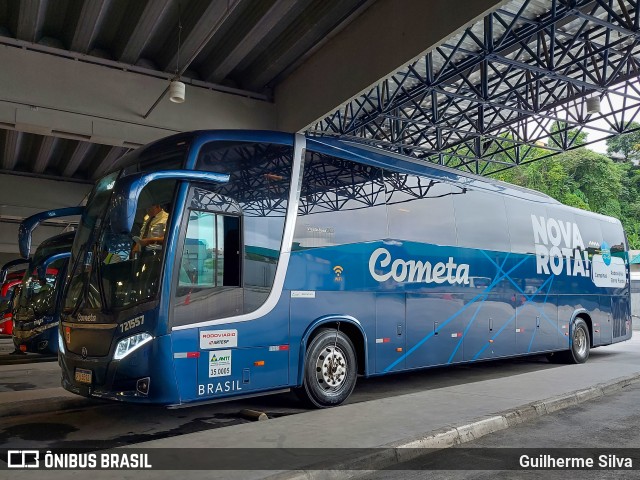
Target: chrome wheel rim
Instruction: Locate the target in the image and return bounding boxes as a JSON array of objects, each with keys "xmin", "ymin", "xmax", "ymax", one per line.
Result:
[
  {"xmin": 574, "ymin": 327, "xmax": 587, "ymax": 357},
  {"xmin": 316, "ymin": 346, "xmax": 347, "ymax": 390}
]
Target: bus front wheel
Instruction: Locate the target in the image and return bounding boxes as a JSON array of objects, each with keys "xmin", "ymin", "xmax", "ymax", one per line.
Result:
[{"xmin": 296, "ymin": 328, "xmax": 357, "ymax": 408}]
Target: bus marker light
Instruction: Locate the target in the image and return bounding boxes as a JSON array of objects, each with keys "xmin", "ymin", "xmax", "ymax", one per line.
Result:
[
  {"xmin": 269, "ymin": 345, "xmax": 289, "ymax": 351},
  {"xmin": 174, "ymin": 352, "xmax": 200, "ymax": 359},
  {"xmin": 254, "ymin": 361, "xmax": 265, "ymax": 367},
  {"xmin": 396, "ymin": 348, "xmax": 403, "ymax": 352},
  {"xmin": 450, "ymin": 333, "xmax": 462, "ymax": 338},
  {"xmin": 489, "ymin": 339, "xmax": 494, "ymax": 343},
  {"xmin": 264, "ymin": 173, "xmax": 284, "ymax": 181}
]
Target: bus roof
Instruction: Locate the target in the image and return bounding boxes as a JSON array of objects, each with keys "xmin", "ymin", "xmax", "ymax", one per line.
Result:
[
  {"xmin": 113, "ymin": 131, "xmax": 625, "ymax": 226},
  {"xmin": 307, "ymin": 135, "xmax": 560, "ymax": 205}
]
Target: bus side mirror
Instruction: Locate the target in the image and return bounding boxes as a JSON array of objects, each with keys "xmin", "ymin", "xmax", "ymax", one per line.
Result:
[
  {"xmin": 19, "ymin": 207, "xmax": 83, "ymax": 259},
  {"xmin": 109, "ymin": 170, "xmax": 229, "ymax": 234},
  {"xmin": 0, "ymin": 258, "xmax": 29, "ymax": 284},
  {"xmin": 36, "ymin": 252, "xmax": 71, "ymax": 282}
]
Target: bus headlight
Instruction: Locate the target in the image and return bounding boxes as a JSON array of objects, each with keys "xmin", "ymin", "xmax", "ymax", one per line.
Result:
[
  {"xmin": 114, "ymin": 332, "xmax": 153, "ymax": 360},
  {"xmin": 58, "ymin": 331, "xmax": 65, "ymax": 354}
]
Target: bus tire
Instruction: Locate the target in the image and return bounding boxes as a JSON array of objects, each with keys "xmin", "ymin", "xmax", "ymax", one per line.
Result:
[
  {"xmin": 296, "ymin": 328, "xmax": 357, "ymax": 408},
  {"xmin": 568, "ymin": 318, "xmax": 590, "ymax": 364}
]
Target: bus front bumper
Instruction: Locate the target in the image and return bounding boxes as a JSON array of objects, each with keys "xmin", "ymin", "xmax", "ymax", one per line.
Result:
[{"xmin": 60, "ymin": 343, "xmax": 157, "ymax": 403}]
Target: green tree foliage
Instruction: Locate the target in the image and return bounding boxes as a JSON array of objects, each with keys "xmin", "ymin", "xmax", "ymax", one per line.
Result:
[
  {"xmin": 549, "ymin": 121, "xmax": 588, "ymax": 149},
  {"xmin": 606, "ymin": 122, "xmax": 640, "ymax": 162}
]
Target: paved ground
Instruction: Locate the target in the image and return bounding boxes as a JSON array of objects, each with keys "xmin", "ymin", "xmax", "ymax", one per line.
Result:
[
  {"xmin": 369, "ymin": 383, "xmax": 640, "ymax": 479},
  {"xmin": 0, "ymin": 337, "xmax": 55, "ymax": 364},
  {"xmin": 0, "ymin": 328, "xmax": 638, "ymax": 480},
  {"xmin": 0, "ymin": 351, "xmax": 566, "ymax": 449}
]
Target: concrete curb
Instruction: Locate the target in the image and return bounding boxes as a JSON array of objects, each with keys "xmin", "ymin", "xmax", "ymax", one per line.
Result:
[{"xmin": 265, "ymin": 372, "xmax": 640, "ymax": 480}]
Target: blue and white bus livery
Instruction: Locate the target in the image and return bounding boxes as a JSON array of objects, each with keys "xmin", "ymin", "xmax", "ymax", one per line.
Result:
[{"xmin": 58, "ymin": 131, "xmax": 631, "ymax": 407}]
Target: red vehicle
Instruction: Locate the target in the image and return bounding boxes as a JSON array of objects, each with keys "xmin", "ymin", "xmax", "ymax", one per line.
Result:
[{"xmin": 0, "ymin": 270, "xmax": 25, "ymax": 335}]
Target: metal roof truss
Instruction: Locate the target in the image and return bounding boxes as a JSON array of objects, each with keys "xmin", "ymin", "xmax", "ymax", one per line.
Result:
[{"xmin": 310, "ymin": 0, "xmax": 640, "ymax": 176}]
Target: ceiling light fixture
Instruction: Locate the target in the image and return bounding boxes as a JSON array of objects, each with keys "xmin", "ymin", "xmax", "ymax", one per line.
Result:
[
  {"xmin": 169, "ymin": 8, "xmax": 185, "ymax": 104},
  {"xmin": 169, "ymin": 80, "xmax": 185, "ymax": 103},
  {"xmin": 142, "ymin": 1, "xmax": 242, "ymax": 119},
  {"xmin": 586, "ymin": 96, "xmax": 601, "ymax": 115}
]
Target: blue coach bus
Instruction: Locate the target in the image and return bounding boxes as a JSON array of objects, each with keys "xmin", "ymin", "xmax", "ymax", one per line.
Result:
[
  {"xmin": 59, "ymin": 131, "xmax": 631, "ymax": 407},
  {"xmin": 11, "ymin": 207, "xmax": 81, "ymax": 354},
  {"xmin": 12, "ymin": 231, "xmax": 74, "ymax": 354}
]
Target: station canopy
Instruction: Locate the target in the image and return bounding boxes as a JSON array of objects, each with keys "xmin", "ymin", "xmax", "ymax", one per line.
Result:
[
  {"xmin": 308, "ymin": 0, "xmax": 640, "ymax": 176},
  {"xmin": 0, "ymin": 0, "xmax": 371, "ymax": 182},
  {"xmin": 0, "ymin": 0, "xmax": 638, "ymax": 182}
]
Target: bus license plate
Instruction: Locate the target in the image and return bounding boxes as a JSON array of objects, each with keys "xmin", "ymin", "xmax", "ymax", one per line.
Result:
[{"xmin": 75, "ymin": 368, "xmax": 92, "ymax": 384}]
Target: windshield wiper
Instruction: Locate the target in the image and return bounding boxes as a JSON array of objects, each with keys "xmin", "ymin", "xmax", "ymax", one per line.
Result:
[
  {"xmin": 70, "ymin": 241, "xmax": 98, "ymax": 317},
  {"xmin": 64, "ymin": 239, "xmax": 87, "ymax": 315},
  {"xmin": 94, "ymin": 241, "xmax": 108, "ymax": 311}
]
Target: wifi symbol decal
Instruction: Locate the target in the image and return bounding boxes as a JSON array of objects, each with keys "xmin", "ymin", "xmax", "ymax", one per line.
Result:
[{"xmin": 333, "ymin": 265, "xmax": 344, "ymax": 277}]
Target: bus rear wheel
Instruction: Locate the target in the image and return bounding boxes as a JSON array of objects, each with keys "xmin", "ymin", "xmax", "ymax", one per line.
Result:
[
  {"xmin": 546, "ymin": 318, "xmax": 590, "ymax": 364},
  {"xmin": 568, "ymin": 318, "xmax": 590, "ymax": 364},
  {"xmin": 296, "ymin": 328, "xmax": 357, "ymax": 408}
]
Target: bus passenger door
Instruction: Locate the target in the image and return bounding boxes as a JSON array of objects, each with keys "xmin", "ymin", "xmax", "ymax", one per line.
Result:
[
  {"xmin": 375, "ymin": 294, "xmax": 405, "ymax": 373},
  {"xmin": 171, "ymin": 206, "xmax": 244, "ymax": 402},
  {"xmin": 170, "ymin": 183, "xmax": 289, "ymax": 402}
]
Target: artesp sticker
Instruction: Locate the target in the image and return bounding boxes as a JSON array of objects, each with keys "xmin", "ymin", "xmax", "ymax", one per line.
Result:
[{"xmin": 200, "ymin": 329, "xmax": 238, "ymax": 349}]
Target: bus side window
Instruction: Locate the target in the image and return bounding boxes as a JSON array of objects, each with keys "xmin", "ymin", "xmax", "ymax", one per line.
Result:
[
  {"xmin": 506, "ymin": 198, "xmax": 547, "ymax": 254},
  {"xmin": 178, "ymin": 210, "xmax": 241, "ymax": 290},
  {"xmin": 384, "ymin": 172, "xmax": 458, "ymax": 247},
  {"xmin": 293, "ymin": 151, "xmax": 387, "ymax": 249},
  {"xmin": 600, "ymin": 219, "xmax": 626, "ymax": 259},
  {"xmin": 572, "ymin": 212, "xmax": 603, "ymax": 258},
  {"xmin": 453, "ymin": 189, "xmax": 511, "ymax": 252}
]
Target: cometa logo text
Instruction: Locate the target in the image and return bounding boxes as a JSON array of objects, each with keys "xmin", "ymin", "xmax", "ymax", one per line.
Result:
[{"xmin": 369, "ymin": 247, "xmax": 470, "ymax": 285}]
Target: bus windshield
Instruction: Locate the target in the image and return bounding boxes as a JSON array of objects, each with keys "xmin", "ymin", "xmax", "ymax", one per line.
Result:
[
  {"xmin": 64, "ymin": 139, "xmax": 189, "ymax": 314},
  {"xmin": 14, "ymin": 233, "xmax": 74, "ymax": 320},
  {"xmin": 95, "ymin": 178, "xmax": 177, "ymax": 311},
  {"xmin": 64, "ymin": 171, "xmax": 122, "ymax": 313},
  {"xmin": 15, "ymin": 260, "xmax": 65, "ymax": 319}
]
